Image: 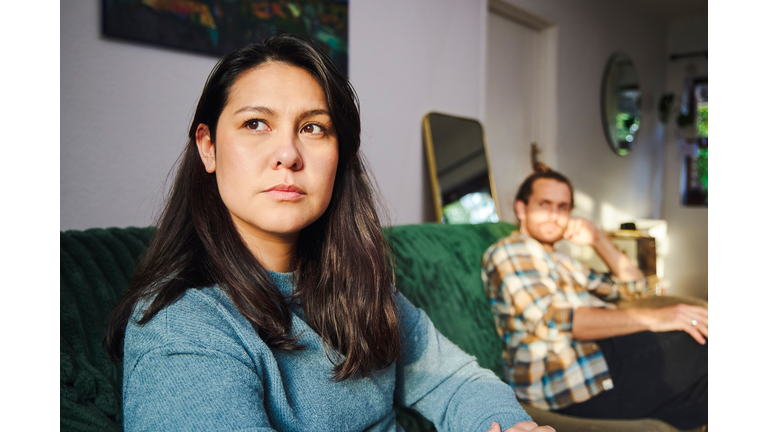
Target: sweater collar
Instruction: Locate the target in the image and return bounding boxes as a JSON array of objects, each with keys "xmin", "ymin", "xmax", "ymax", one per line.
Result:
[{"xmin": 268, "ymin": 270, "xmax": 297, "ymax": 296}]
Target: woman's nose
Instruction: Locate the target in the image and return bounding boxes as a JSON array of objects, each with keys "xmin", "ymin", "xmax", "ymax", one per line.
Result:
[{"xmin": 270, "ymin": 132, "xmax": 303, "ymax": 170}]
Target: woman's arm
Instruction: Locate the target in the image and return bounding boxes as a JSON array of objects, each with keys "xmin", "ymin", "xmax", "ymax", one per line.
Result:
[
  {"xmin": 122, "ymin": 293, "xmax": 276, "ymax": 432},
  {"xmin": 123, "ymin": 342, "xmax": 276, "ymax": 432},
  {"xmin": 393, "ymin": 294, "xmax": 533, "ymax": 432}
]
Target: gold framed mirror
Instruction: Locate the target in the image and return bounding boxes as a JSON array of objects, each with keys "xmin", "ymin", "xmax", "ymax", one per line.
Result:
[{"xmin": 422, "ymin": 112, "xmax": 500, "ymax": 224}]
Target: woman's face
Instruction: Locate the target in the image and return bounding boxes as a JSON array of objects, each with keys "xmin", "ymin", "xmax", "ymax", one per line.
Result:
[{"xmin": 196, "ymin": 62, "xmax": 339, "ymax": 251}]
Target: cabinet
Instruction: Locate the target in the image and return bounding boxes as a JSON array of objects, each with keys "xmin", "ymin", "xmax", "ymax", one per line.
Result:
[{"xmin": 608, "ymin": 233, "xmax": 657, "ymax": 277}]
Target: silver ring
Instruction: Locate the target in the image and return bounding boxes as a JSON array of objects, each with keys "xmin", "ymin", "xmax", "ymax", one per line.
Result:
[{"xmin": 691, "ymin": 319, "xmax": 698, "ymax": 326}]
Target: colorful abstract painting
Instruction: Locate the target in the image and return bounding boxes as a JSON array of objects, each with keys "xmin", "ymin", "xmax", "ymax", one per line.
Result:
[{"xmin": 102, "ymin": 0, "xmax": 349, "ymax": 75}]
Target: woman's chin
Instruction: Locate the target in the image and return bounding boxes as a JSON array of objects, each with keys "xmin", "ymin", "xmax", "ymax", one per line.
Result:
[
  {"xmin": 229, "ymin": 214, "xmax": 311, "ymax": 242},
  {"xmin": 259, "ymin": 222, "xmax": 308, "ymax": 238}
]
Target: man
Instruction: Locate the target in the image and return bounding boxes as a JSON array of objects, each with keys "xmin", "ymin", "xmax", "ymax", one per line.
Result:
[{"xmin": 481, "ymin": 170, "xmax": 707, "ymax": 430}]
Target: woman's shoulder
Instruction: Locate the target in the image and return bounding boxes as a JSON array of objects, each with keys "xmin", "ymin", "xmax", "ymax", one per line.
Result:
[
  {"xmin": 124, "ymin": 286, "xmax": 266, "ymax": 369},
  {"xmin": 129, "ymin": 285, "xmax": 239, "ymax": 327},
  {"xmin": 393, "ymin": 290, "xmax": 427, "ymax": 337}
]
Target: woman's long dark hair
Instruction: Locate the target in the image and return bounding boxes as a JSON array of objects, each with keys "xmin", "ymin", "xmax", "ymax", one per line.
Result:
[{"xmin": 104, "ymin": 33, "xmax": 400, "ymax": 380}]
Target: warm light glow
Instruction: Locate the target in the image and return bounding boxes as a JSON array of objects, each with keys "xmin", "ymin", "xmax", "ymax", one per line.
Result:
[
  {"xmin": 573, "ymin": 189, "xmax": 596, "ymax": 220},
  {"xmin": 599, "ymin": 202, "xmax": 635, "ymax": 232}
]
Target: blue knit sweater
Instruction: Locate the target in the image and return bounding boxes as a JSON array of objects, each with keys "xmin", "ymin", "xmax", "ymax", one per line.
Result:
[{"xmin": 122, "ymin": 272, "xmax": 531, "ymax": 431}]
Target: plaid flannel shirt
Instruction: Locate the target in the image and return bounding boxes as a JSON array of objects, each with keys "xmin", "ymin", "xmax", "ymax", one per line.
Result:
[{"xmin": 481, "ymin": 231, "xmax": 647, "ymax": 410}]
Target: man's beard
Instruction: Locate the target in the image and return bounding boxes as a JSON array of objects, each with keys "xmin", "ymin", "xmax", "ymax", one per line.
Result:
[{"xmin": 528, "ymin": 223, "xmax": 566, "ymax": 245}]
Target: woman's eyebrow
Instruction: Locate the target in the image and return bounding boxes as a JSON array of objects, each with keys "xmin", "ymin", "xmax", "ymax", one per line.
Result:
[
  {"xmin": 298, "ymin": 109, "xmax": 331, "ymax": 122},
  {"xmin": 233, "ymin": 106, "xmax": 276, "ymax": 116},
  {"xmin": 232, "ymin": 106, "xmax": 330, "ymax": 122}
]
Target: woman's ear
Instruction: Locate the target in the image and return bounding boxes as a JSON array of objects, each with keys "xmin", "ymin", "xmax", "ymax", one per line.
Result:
[{"xmin": 195, "ymin": 124, "xmax": 216, "ymax": 173}]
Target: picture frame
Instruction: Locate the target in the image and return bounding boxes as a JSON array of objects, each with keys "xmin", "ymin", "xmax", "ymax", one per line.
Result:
[{"xmin": 101, "ymin": 0, "xmax": 349, "ymax": 75}]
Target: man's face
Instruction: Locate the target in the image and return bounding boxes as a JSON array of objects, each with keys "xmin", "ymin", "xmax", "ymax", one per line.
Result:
[{"xmin": 515, "ymin": 178, "xmax": 572, "ymax": 246}]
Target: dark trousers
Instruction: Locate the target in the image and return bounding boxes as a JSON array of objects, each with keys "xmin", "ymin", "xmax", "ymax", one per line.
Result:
[{"xmin": 556, "ymin": 331, "xmax": 707, "ymax": 429}]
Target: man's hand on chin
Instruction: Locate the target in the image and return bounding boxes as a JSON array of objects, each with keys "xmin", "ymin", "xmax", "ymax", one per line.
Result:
[
  {"xmin": 563, "ymin": 217, "xmax": 600, "ymax": 246},
  {"xmin": 564, "ymin": 217, "xmax": 644, "ymax": 281}
]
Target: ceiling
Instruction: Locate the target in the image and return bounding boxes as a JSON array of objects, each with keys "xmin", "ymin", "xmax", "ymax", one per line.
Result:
[{"xmin": 623, "ymin": 0, "xmax": 708, "ymax": 23}]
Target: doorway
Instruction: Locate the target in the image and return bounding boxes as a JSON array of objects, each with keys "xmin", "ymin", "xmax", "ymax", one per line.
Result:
[{"xmin": 484, "ymin": 1, "xmax": 557, "ymax": 222}]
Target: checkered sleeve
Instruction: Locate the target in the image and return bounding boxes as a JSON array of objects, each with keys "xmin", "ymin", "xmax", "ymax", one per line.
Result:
[
  {"xmin": 584, "ymin": 266, "xmax": 649, "ymax": 301},
  {"xmin": 482, "ymin": 241, "xmax": 575, "ymax": 342}
]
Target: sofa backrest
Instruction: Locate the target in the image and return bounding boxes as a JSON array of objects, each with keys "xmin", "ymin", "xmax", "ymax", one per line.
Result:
[
  {"xmin": 60, "ymin": 222, "xmax": 515, "ymax": 431},
  {"xmin": 384, "ymin": 222, "xmax": 515, "ymax": 378},
  {"xmin": 61, "ymin": 227, "xmax": 155, "ymax": 431}
]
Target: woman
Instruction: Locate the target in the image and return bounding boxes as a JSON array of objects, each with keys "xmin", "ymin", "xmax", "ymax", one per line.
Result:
[{"xmin": 105, "ymin": 33, "xmax": 552, "ymax": 432}]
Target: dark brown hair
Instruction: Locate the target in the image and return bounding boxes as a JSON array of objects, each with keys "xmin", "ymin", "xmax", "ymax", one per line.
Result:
[
  {"xmin": 104, "ymin": 33, "xmax": 399, "ymax": 381},
  {"xmin": 514, "ymin": 168, "xmax": 575, "ymax": 208}
]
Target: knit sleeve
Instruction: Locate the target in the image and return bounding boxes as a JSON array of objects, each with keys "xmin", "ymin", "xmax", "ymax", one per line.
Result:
[
  {"xmin": 393, "ymin": 293, "xmax": 531, "ymax": 432},
  {"xmin": 122, "ymin": 295, "xmax": 276, "ymax": 432}
]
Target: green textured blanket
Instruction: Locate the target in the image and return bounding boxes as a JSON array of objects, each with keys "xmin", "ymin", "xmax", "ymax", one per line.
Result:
[
  {"xmin": 60, "ymin": 227, "xmax": 155, "ymax": 432},
  {"xmin": 383, "ymin": 222, "xmax": 515, "ymax": 378}
]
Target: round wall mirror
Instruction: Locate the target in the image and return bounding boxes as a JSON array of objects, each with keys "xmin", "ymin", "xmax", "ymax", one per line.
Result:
[{"xmin": 600, "ymin": 52, "xmax": 641, "ymax": 156}]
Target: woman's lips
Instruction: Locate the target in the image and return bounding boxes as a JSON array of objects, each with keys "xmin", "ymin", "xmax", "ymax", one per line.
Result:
[{"xmin": 264, "ymin": 184, "xmax": 305, "ymax": 201}]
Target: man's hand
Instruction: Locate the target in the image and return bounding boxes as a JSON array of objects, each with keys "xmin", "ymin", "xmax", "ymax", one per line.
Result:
[
  {"xmin": 487, "ymin": 420, "xmax": 555, "ymax": 432},
  {"xmin": 564, "ymin": 217, "xmax": 643, "ymax": 282},
  {"xmin": 645, "ymin": 304, "xmax": 708, "ymax": 344},
  {"xmin": 563, "ymin": 218, "xmax": 599, "ymax": 246}
]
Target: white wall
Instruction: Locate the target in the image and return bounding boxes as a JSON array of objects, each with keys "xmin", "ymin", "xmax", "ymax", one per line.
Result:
[
  {"xmin": 500, "ymin": 0, "xmax": 668, "ymax": 227},
  {"xmin": 61, "ymin": 1, "xmax": 219, "ymax": 230},
  {"xmin": 349, "ymin": 0, "xmax": 486, "ymax": 225},
  {"xmin": 60, "ymin": 0, "xmax": 486, "ymax": 230},
  {"xmin": 61, "ymin": 1, "xmax": 705, "ymax": 299},
  {"xmin": 61, "ymin": 0, "xmax": 667, "ymax": 230},
  {"xmin": 497, "ymin": 1, "xmax": 707, "ymax": 299},
  {"xmin": 660, "ymin": 13, "xmax": 708, "ymax": 300}
]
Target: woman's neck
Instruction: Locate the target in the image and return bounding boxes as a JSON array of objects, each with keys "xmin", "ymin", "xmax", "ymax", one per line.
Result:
[
  {"xmin": 250, "ymin": 241, "xmax": 296, "ymax": 273},
  {"xmin": 232, "ymin": 221, "xmax": 299, "ymax": 273}
]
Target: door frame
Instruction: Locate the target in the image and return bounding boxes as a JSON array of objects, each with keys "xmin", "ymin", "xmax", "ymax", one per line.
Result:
[{"xmin": 481, "ymin": 0, "xmax": 559, "ymax": 174}]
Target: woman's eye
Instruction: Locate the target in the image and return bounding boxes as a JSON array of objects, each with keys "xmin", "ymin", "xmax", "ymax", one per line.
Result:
[
  {"xmin": 244, "ymin": 119, "xmax": 269, "ymax": 131},
  {"xmin": 301, "ymin": 124, "xmax": 324, "ymax": 134}
]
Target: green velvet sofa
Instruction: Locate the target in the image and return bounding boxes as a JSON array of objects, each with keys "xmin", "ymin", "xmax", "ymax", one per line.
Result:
[{"xmin": 61, "ymin": 222, "xmax": 701, "ymax": 432}]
